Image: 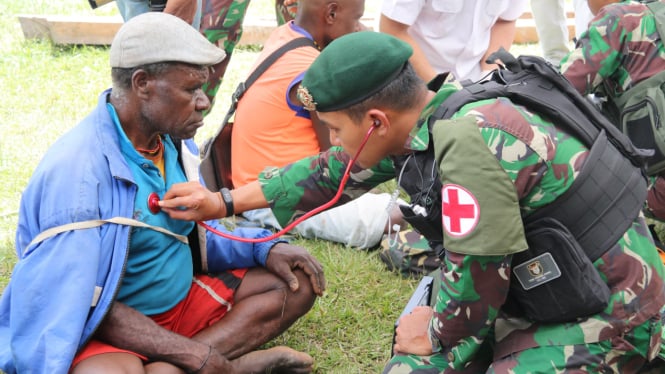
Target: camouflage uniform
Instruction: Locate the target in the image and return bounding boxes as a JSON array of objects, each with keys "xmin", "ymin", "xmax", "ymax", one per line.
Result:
[
  {"xmin": 561, "ymin": 0, "xmax": 665, "ymax": 221},
  {"xmin": 199, "ymin": 0, "xmax": 295, "ymax": 110},
  {"xmin": 258, "ymin": 74, "xmax": 665, "ymax": 372}
]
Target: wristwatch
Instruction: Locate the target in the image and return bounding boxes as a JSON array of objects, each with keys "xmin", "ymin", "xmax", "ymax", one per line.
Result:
[{"xmin": 219, "ymin": 187, "xmax": 234, "ymax": 217}]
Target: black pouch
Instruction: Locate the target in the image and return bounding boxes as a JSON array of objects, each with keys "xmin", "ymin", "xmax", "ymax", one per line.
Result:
[{"xmin": 505, "ymin": 217, "xmax": 611, "ymax": 323}]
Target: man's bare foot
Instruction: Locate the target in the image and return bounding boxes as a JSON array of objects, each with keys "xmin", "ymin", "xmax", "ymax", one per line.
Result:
[{"xmin": 232, "ymin": 346, "xmax": 313, "ymax": 373}]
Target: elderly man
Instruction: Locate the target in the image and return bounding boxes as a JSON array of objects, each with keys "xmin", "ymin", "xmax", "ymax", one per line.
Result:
[
  {"xmin": 160, "ymin": 31, "xmax": 665, "ymax": 372},
  {"xmin": 0, "ymin": 12, "xmax": 324, "ymax": 373}
]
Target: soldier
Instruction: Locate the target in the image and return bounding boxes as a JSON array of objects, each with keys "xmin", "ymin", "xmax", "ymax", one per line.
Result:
[
  {"xmin": 160, "ymin": 31, "xmax": 665, "ymax": 372},
  {"xmin": 561, "ymin": 0, "xmax": 665, "ymax": 224}
]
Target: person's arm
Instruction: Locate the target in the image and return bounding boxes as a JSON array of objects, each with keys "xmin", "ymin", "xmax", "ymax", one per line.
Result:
[
  {"xmin": 160, "ymin": 148, "xmax": 395, "ymax": 223},
  {"xmin": 480, "ymin": 18, "xmax": 517, "ymax": 72},
  {"xmin": 5, "ymin": 229, "xmax": 103, "ymax": 373},
  {"xmin": 96, "ymin": 302, "xmax": 232, "ymax": 372},
  {"xmin": 159, "ymin": 180, "xmax": 266, "ymax": 221},
  {"xmin": 560, "ymin": 7, "xmax": 623, "ymax": 94},
  {"xmin": 164, "ymin": 0, "xmax": 198, "ymax": 25},
  {"xmin": 393, "ymin": 254, "xmax": 510, "ymax": 368},
  {"xmin": 379, "ymin": 15, "xmax": 437, "ymax": 83}
]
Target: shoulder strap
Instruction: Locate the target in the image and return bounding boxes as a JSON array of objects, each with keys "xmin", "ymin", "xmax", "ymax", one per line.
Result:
[
  {"xmin": 222, "ymin": 37, "xmax": 317, "ymax": 125},
  {"xmin": 647, "ymin": 0, "xmax": 665, "ymax": 40},
  {"xmin": 25, "ymin": 217, "xmax": 189, "ymax": 253}
]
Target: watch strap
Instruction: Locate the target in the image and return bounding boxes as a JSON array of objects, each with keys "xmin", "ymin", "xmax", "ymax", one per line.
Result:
[{"xmin": 219, "ymin": 187, "xmax": 234, "ymax": 217}]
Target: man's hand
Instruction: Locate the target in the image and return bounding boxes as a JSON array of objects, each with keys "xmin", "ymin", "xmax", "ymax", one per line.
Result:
[
  {"xmin": 393, "ymin": 306, "xmax": 435, "ymax": 356},
  {"xmin": 265, "ymin": 243, "xmax": 326, "ymax": 296},
  {"xmin": 159, "ymin": 181, "xmax": 222, "ymax": 221}
]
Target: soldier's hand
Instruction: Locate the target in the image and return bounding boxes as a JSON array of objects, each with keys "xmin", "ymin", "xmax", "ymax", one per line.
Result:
[
  {"xmin": 159, "ymin": 182, "xmax": 223, "ymax": 221},
  {"xmin": 394, "ymin": 306, "xmax": 435, "ymax": 356}
]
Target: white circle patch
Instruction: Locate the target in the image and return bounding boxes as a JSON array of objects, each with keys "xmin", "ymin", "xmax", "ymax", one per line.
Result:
[{"xmin": 441, "ymin": 184, "xmax": 480, "ymax": 237}]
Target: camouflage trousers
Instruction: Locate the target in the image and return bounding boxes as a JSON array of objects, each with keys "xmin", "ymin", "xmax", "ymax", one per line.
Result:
[
  {"xmin": 380, "ymin": 229, "xmax": 441, "ymax": 277},
  {"xmin": 383, "ymin": 317, "xmax": 665, "ymax": 374}
]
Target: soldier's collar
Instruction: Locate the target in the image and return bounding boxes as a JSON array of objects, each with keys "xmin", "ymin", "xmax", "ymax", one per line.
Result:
[{"xmin": 406, "ymin": 73, "xmax": 463, "ymax": 151}]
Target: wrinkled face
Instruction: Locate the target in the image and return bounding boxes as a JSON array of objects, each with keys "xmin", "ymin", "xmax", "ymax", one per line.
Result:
[
  {"xmin": 139, "ymin": 64, "xmax": 210, "ymax": 140},
  {"xmin": 326, "ymin": 0, "xmax": 365, "ymax": 42},
  {"xmin": 318, "ymin": 110, "xmax": 386, "ymax": 169}
]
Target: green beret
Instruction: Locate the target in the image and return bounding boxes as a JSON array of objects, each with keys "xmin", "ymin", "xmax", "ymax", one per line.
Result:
[{"xmin": 298, "ymin": 31, "xmax": 413, "ymax": 112}]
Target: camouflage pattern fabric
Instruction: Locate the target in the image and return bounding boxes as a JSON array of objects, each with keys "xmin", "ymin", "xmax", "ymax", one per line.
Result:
[
  {"xmin": 561, "ymin": 0, "xmax": 665, "ymax": 234},
  {"xmin": 561, "ymin": 1, "xmax": 665, "ymax": 96},
  {"xmin": 199, "ymin": 0, "xmax": 252, "ymax": 111},
  {"xmin": 198, "ymin": 0, "xmax": 294, "ymax": 113},
  {"xmin": 275, "ymin": 0, "xmax": 297, "ymax": 26},
  {"xmin": 385, "ymin": 310, "xmax": 665, "ymax": 373},
  {"xmin": 259, "ymin": 74, "xmax": 665, "ymax": 372},
  {"xmin": 379, "ymin": 229, "xmax": 441, "ymax": 277}
]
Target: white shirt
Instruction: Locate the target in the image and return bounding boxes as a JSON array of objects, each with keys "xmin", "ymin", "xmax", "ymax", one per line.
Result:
[{"xmin": 381, "ymin": 0, "xmax": 528, "ymax": 80}]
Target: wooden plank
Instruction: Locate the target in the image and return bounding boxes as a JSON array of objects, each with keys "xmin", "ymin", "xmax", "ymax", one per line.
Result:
[
  {"xmin": 18, "ymin": 15, "xmax": 122, "ymax": 45},
  {"xmin": 49, "ymin": 15, "xmax": 122, "ymax": 45},
  {"xmin": 514, "ymin": 17, "xmax": 576, "ymax": 44},
  {"xmin": 18, "ymin": 13, "xmax": 576, "ymax": 47},
  {"xmin": 17, "ymin": 14, "xmax": 279, "ymax": 46}
]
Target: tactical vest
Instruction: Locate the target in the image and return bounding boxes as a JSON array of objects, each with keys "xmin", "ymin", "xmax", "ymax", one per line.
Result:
[{"xmin": 397, "ymin": 50, "xmax": 648, "ymax": 272}]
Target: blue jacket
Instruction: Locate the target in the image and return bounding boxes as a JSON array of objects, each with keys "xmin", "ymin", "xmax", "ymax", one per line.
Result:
[{"xmin": 0, "ymin": 90, "xmax": 283, "ymax": 373}]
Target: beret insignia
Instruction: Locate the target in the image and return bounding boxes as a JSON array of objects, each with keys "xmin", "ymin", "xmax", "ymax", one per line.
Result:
[{"xmin": 297, "ymin": 85, "xmax": 317, "ymax": 111}]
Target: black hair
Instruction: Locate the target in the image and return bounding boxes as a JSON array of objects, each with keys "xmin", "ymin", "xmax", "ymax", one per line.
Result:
[{"xmin": 341, "ymin": 62, "xmax": 424, "ymax": 124}]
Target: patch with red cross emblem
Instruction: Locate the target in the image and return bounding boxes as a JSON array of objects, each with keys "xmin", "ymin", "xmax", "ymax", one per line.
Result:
[{"xmin": 441, "ymin": 184, "xmax": 480, "ymax": 237}]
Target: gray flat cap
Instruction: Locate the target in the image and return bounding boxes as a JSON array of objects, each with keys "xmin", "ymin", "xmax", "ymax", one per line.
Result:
[{"xmin": 110, "ymin": 12, "xmax": 226, "ymax": 68}]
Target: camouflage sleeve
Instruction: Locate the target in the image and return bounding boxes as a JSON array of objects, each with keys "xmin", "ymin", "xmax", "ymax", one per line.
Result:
[
  {"xmin": 647, "ymin": 175, "xmax": 665, "ymax": 221},
  {"xmin": 258, "ymin": 146, "xmax": 396, "ymax": 226},
  {"xmin": 560, "ymin": 5, "xmax": 626, "ymax": 94},
  {"xmin": 199, "ymin": 0, "xmax": 252, "ymax": 108},
  {"xmin": 561, "ymin": 3, "xmax": 660, "ymax": 94},
  {"xmin": 431, "ymin": 252, "xmax": 510, "ymax": 370}
]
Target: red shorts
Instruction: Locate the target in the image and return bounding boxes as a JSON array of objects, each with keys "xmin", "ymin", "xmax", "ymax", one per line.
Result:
[{"xmin": 71, "ymin": 270, "xmax": 247, "ymax": 369}]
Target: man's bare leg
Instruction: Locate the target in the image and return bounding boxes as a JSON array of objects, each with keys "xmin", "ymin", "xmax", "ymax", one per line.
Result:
[
  {"xmin": 192, "ymin": 268, "xmax": 317, "ymax": 361},
  {"xmin": 231, "ymin": 346, "xmax": 313, "ymax": 373}
]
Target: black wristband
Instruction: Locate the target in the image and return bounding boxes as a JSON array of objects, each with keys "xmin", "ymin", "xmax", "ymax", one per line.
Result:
[{"xmin": 219, "ymin": 187, "xmax": 234, "ymax": 217}]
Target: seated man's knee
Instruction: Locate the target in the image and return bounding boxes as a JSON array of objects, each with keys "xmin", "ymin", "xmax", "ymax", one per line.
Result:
[{"xmin": 71, "ymin": 352, "xmax": 146, "ymax": 374}]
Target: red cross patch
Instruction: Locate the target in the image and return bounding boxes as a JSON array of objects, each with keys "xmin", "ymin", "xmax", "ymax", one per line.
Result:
[{"xmin": 441, "ymin": 184, "xmax": 479, "ymax": 237}]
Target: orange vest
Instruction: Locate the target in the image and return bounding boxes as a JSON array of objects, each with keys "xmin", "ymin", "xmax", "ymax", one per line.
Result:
[{"xmin": 231, "ymin": 23, "xmax": 320, "ymax": 187}]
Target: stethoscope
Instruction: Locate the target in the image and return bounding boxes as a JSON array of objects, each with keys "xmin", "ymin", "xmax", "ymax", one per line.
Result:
[{"xmin": 148, "ymin": 124, "xmax": 378, "ymax": 243}]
